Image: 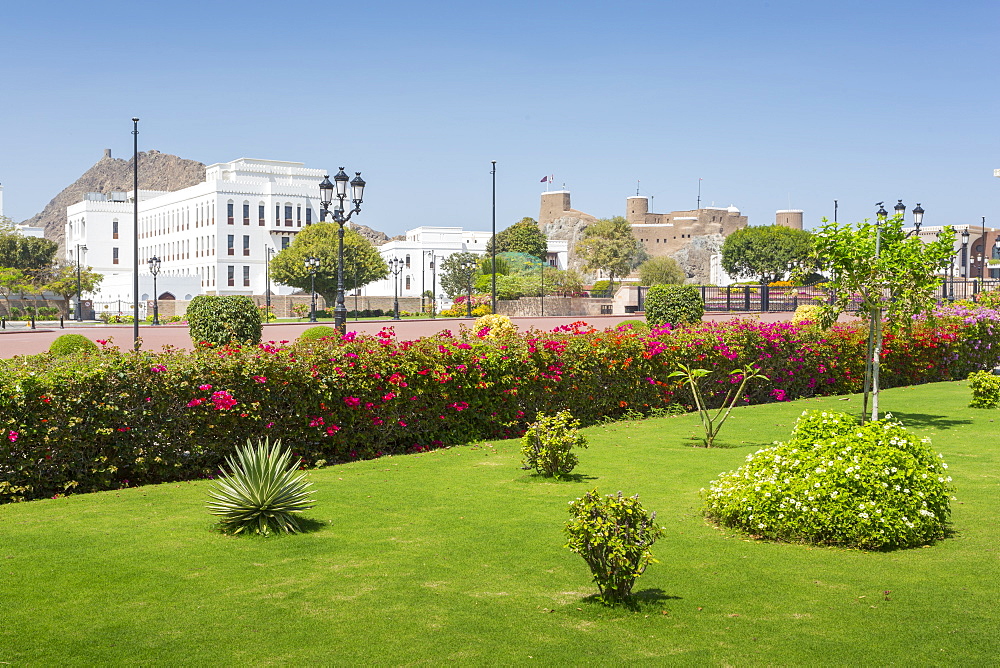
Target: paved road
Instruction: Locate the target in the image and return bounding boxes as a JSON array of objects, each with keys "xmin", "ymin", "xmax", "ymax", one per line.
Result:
[{"xmin": 0, "ymin": 311, "xmax": 838, "ymax": 358}]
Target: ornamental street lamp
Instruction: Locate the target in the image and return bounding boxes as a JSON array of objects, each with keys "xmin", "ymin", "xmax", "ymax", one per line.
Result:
[
  {"xmin": 462, "ymin": 260, "xmax": 476, "ymax": 318},
  {"xmin": 912, "ymin": 203, "xmax": 924, "ymax": 234},
  {"xmin": 304, "ymin": 256, "xmax": 320, "ymax": 322},
  {"xmin": 389, "ymin": 257, "xmax": 404, "ymax": 320},
  {"xmin": 265, "ymin": 246, "xmax": 275, "ymax": 321},
  {"xmin": 962, "ymin": 228, "xmax": 971, "ymax": 298},
  {"xmin": 75, "ymin": 244, "xmax": 88, "ymax": 321},
  {"xmin": 148, "ymin": 256, "xmax": 161, "ymax": 326},
  {"xmin": 132, "ymin": 117, "xmax": 140, "ymax": 350},
  {"xmin": 318, "ymin": 168, "xmax": 366, "ymax": 335},
  {"xmin": 430, "ymin": 255, "xmax": 441, "ymax": 319}
]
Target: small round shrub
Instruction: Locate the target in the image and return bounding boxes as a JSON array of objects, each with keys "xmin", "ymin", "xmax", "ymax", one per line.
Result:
[
  {"xmin": 703, "ymin": 410, "xmax": 953, "ymax": 550},
  {"xmin": 474, "ymin": 313, "xmax": 517, "ymax": 338},
  {"xmin": 590, "ymin": 279, "xmax": 612, "ymax": 294},
  {"xmin": 967, "ymin": 370, "xmax": 1000, "ymax": 408},
  {"xmin": 187, "ymin": 295, "xmax": 263, "ymax": 347},
  {"xmin": 49, "ymin": 334, "xmax": 99, "ymax": 356},
  {"xmin": 612, "ymin": 319, "xmax": 651, "ymax": 334},
  {"xmin": 791, "ymin": 304, "xmax": 822, "ymax": 325},
  {"xmin": 644, "ymin": 284, "xmax": 704, "ymax": 326},
  {"xmin": 299, "ymin": 325, "xmax": 338, "ymax": 342},
  {"xmin": 565, "ymin": 489, "xmax": 665, "ymax": 604},
  {"xmin": 520, "ymin": 410, "xmax": 588, "ymax": 477}
]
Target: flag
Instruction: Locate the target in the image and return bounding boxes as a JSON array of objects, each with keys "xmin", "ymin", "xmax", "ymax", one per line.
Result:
[{"xmin": 540, "ymin": 175, "xmax": 548, "ymax": 183}]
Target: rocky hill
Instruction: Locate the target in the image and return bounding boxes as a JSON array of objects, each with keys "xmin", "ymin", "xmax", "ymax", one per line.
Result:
[{"xmin": 20, "ymin": 149, "xmax": 207, "ymax": 250}]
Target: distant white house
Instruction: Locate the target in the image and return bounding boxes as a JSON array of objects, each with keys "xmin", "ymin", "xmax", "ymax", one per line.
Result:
[{"xmin": 365, "ymin": 226, "xmax": 568, "ymax": 305}]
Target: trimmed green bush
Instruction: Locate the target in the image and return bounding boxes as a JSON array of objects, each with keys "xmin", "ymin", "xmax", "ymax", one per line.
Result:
[
  {"xmin": 207, "ymin": 438, "xmax": 315, "ymax": 535},
  {"xmin": 565, "ymin": 489, "xmax": 665, "ymax": 604},
  {"xmin": 612, "ymin": 319, "xmax": 650, "ymax": 334},
  {"xmin": 520, "ymin": 410, "xmax": 588, "ymax": 477},
  {"xmin": 299, "ymin": 325, "xmax": 338, "ymax": 342},
  {"xmin": 644, "ymin": 284, "xmax": 703, "ymax": 326},
  {"xmin": 48, "ymin": 334, "xmax": 99, "ymax": 356},
  {"xmin": 187, "ymin": 295, "xmax": 262, "ymax": 347},
  {"xmin": 703, "ymin": 410, "xmax": 953, "ymax": 549},
  {"xmin": 968, "ymin": 370, "xmax": 1000, "ymax": 408}
]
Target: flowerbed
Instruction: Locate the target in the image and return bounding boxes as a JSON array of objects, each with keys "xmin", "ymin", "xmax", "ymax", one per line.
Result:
[{"xmin": 2, "ymin": 311, "xmax": 998, "ymax": 504}]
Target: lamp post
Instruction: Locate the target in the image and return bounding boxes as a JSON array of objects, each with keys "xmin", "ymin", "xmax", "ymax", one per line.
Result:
[
  {"xmin": 962, "ymin": 228, "xmax": 971, "ymax": 299},
  {"xmin": 148, "ymin": 256, "xmax": 161, "ymax": 325},
  {"xmin": 463, "ymin": 260, "xmax": 476, "ymax": 318},
  {"xmin": 490, "ymin": 160, "xmax": 497, "ymax": 314},
  {"xmin": 131, "ymin": 117, "xmax": 140, "ymax": 350},
  {"xmin": 389, "ymin": 257, "xmax": 403, "ymax": 320},
  {"xmin": 75, "ymin": 244, "xmax": 88, "ymax": 321},
  {"xmin": 912, "ymin": 203, "xmax": 924, "ymax": 235},
  {"xmin": 304, "ymin": 256, "xmax": 320, "ymax": 322},
  {"xmin": 540, "ymin": 259, "xmax": 545, "ymax": 317},
  {"xmin": 318, "ymin": 168, "xmax": 366, "ymax": 335},
  {"xmin": 265, "ymin": 246, "xmax": 275, "ymax": 321},
  {"xmin": 430, "ymin": 255, "xmax": 439, "ymax": 319},
  {"xmin": 423, "ymin": 250, "xmax": 434, "ymax": 317}
]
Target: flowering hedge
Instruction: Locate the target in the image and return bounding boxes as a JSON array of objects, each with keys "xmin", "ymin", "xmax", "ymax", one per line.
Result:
[{"xmin": 2, "ymin": 310, "xmax": 999, "ymax": 504}]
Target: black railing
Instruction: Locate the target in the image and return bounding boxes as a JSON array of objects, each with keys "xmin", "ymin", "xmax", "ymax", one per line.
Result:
[{"xmin": 638, "ymin": 285, "xmax": 835, "ymax": 313}]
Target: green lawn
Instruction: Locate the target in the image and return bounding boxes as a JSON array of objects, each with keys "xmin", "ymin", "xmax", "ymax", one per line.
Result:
[{"xmin": 2, "ymin": 381, "xmax": 998, "ymax": 665}]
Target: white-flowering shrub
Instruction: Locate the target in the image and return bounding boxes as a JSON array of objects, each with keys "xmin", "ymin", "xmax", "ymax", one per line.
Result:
[{"xmin": 702, "ymin": 410, "xmax": 953, "ymax": 550}]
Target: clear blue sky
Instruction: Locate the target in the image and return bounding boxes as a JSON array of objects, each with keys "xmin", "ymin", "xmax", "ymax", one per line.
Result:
[{"xmin": 1, "ymin": 0, "xmax": 998, "ymax": 235}]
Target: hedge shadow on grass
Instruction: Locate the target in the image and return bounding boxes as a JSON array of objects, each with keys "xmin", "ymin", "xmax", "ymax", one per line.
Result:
[
  {"xmin": 578, "ymin": 588, "xmax": 682, "ymax": 612},
  {"xmin": 887, "ymin": 412, "xmax": 974, "ymax": 430}
]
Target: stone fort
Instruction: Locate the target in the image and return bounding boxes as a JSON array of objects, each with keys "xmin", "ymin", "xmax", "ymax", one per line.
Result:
[{"xmin": 538, "ymin": 190, "xmax": 771, "ymax": 284}]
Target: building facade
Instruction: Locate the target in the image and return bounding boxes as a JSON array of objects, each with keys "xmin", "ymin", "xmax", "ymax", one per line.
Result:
[
  {"xmin": 66, "ymin": 158, "xmax": 326, "ymax": 303},
  {"xmin": 367, "ymin": 226, "xmax": 568, "ymax": 306}
]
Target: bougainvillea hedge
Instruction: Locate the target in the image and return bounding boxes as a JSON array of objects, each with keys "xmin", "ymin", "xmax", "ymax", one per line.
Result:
[{"xmin": 2, "ymin": 309, "xmax": 999, "ymax": 504}]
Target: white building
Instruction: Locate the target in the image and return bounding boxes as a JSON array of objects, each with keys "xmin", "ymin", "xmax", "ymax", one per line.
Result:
[
  {"xmin": 66, "ymin": 158, "xmax": 327, "ymax": 304},
  {"xmin": 364, "ymin": 226, "xmax": 569, "ymax": 305}
]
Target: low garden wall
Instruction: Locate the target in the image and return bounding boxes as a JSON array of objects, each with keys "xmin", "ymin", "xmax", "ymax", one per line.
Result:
[{"xmin": 2, "ymin": 304, "xmax": 999, "ymax": 503}]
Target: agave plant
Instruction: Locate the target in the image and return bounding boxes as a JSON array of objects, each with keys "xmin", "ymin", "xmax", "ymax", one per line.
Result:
[{"xmin": 207, "ymin": 438, "xmax": 315, "ymax": 535}]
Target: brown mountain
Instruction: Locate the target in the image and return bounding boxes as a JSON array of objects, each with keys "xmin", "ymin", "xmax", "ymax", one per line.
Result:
[{"xmin": 20, "ymin": 149, "xmax": 206, "ymax": 250}]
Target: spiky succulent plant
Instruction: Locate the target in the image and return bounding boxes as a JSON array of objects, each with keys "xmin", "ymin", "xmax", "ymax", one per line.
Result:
[{"xmin": 207, "ymin": 438, "xmax": 315, "ymax": 535}]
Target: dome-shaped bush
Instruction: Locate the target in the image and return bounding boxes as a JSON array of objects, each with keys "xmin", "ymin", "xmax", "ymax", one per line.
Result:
[
  {"xmin": 473, "ymin": 313, "xmax": 517, "ymax": 338},
  {"xmin": 703, "ymin": 410, "xmax": 953, "ymax": 550},
  {"xmin": 49, "ymin": 333, "xmax": 99, "ymax": 356},
  {"xmin": 298, "ymin": 325, "xmax": 338, "ymax": 342}
]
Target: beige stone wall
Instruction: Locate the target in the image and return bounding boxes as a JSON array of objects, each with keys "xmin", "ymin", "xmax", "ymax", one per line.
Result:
[
  {"xmin": 497, "ymin": 296, "xmax": 613, "ymax": 317},
  {"xmin": 776, "ymin": 210, "xmax": 804, "ymax": 230},
  {"xmin": 154, "ymin": 294, "xmax": 425, "ymax": 319}
]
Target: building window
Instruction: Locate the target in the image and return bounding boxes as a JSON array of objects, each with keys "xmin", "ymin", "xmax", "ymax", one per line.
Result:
[
  {"xmin": 296, "ymin": 205, "xmax": 302, "ymax": 227},
  {"xmin": 227, "ymin": 235, "xmax": 235, "ymax": 256},
  {"xmin": 306, "ymin": 208, "xmax": 312, "ymax": 225},
  {"xmin": 243, "ymin": 265, "xmax": 250, "ymax": 287},
  {"xmin": 281, "ymin": 236, "xmax": 290, "ymax": 250},
  {"xmin": 243, "ymin": 203, "xmax": 250, "ymax": 225},
  {"xmin": 405, "ymin": 254, "xmax": 411, "ymax": 268},
  {"xmin": 243, "ymin": 235, "xmax": 250, "ymax": 256},
  {"xmin": 228, "ymin": 265, "xmax": 235, "ymax": 287},
  {"xmin": 227, "ymin": 202, "xmax": 234, "ymax": 225},
  {"xmin": 112, "ymin": 220, "xmax": 119, "ymax": 239},
  {"xmin": 285, "ymin": 205, "xmax": 293, "ymax": 227},
  {"xmin": 113, "ymin": 247, "xmax": 119, "ymax": 264},
  {"xmin": 275, "ymin": 204, "xmax": 281, "ymax": 227},
  {"xmin": 405, "ymin": 276, "xmax": 411, "ymax": 290},
  {"xmin": 259, "ymin": 204, "xmax": 265, "ymax": 226}
]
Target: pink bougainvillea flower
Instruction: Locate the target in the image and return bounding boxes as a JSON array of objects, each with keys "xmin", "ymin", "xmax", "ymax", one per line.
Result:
[
  {"xmin": 199, "ymin": 384, "xmax": 212, "ymax": 391},
  {"xmin": 309, "ymin": 417, "xmax": 325, "ymax": 427},
  {"xmin": 187, "ymin": 398, "xmax": 204, "ymax": 407},
  {"xmin": 253, "ymin": 375, "xmax": 267, "ymax": 384},
  {"xmin": 210, "ymin": 391, "xmax": 237, "ymax": 410},
  {"xmin": 150, "ymin": 364, "xmax": 167, "ymax": 373},
  {"xmin": 344, "ymin": 396, "xmax": 361, "ymax": 407},
  {"xmin": 8, "ymin": 430, "xmax": 19, "ymax": 443},
  {"xmin": 326, "ymin": 425, "xmax": 341, "ymax": 435}
]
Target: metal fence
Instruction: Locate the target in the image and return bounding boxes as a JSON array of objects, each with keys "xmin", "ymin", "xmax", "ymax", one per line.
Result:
[{"xmin": 636, "ymin": 280, "xmax": 1000, "ymax": 315}]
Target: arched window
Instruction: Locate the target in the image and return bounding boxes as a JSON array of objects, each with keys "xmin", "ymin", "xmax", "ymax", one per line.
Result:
[{"xmin": 227, "ymin": 200, "xmax": 235, "ymax": 225}]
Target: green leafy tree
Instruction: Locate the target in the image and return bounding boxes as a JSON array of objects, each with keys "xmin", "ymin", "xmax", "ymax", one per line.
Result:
[
  {"xmin": 720, "ymin": 225, "xmax": 813, "ymax": 284},
  {"xmin": 0, "ymin": 234, "xmax": 58, "ymax": 284},
  {"xmin": 0, "ymin": 267, "xmax": 29, "ymax": 313},
  {"xmin": 637, "ymin": 256, "xmax": 686, "ymax": 286},
  {"xmin": 269, "ymin": 223, "xmax": 388, "ymax": 307},
  {"xmin": 44, "ymin": 265, "xmax": 104, "ymax": 317},
  {"xmin": 485, "ymin": 217, "xmax": 547, "ymax": 260},
  {"xmin": 0, "ymin": 215, "xmax": 16, "ymax": 236},
  {"xmin": 574, "ymin": 216, "xmax": 645, "ymax": 293},
  {"xmin": 807, "ymin": 215, "xmax": 954, "ymax": 421},
  {"xmin": 548, "ymin": 268, "xmax": 585, "ymax": 295},
  {"xmin": 440, "ymin": 252, "xmax": 481, "ymax": 299}
]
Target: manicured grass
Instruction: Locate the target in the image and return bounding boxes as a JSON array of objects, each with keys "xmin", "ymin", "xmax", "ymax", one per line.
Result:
[{"xmin": 2, "ymin": 381, "xmax": 998, "ymax": 664}]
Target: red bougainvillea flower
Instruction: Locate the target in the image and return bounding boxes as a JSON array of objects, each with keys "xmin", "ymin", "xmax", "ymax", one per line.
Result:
[{"xmin": 344, "ymin": 396, "xmax": 361, "ymax": 407}]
